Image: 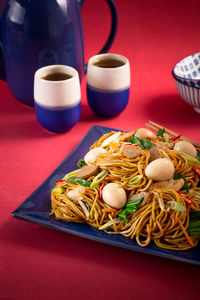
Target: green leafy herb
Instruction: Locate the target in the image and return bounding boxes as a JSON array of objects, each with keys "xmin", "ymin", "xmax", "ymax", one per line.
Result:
[
  {"xmin": 129, "ymin": 136, "xmax": 153, "ymax": 150},
  {"xmin": 157, "ymin": 128, "xmax": 165, "ymax": 137},
  {"xmin": 77, "ymin": 159, "xmax": 87, "ymax": 168},
  {"xmin": 118, "ymin": 197, "xmax": 144, "ymax": 222},
  {"xmin": 196, "ymin": 149, "xmax": 200, "ymax": 161},
  {"xmin": 173, "ymin": 173, "xmax": 189, "ymax": 194},
  {"xmin": 129, "ymin": 136, "xmax": 140, "ymax": 144},
  {"xmin": 126, "ymin": 197, "xmax": 144, "ymax": 207},
  {"xmin": 156, "ymin": 128, "xmax": 169, "ymax": 142},
  {"xmin": 187, "ymin": 211, "xmax": 200, "ymax": 236},
  {"xmin": 118, "ymin": 210, "xmax": 129, "ymax": 222},
  {"xmin": 66, "ymin": 177, "xmax": 90, "ymax": 187}
]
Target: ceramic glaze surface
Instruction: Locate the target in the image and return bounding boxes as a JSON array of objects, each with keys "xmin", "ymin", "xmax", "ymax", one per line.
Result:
[
  {"xmin": 173, "ymin": 52, "xmax": 200, "ymax": 80},
  {"xmin": 34, "ymin": 64, "xmax": 81, "ymax": 132},
  {"xmin": 87, "ymin": 53, "xmax": 130, "ymax": 90},
  {"xmin": 87, "ymin": 84, "xmax": 129, "ymax": 117},
  {"xmin": 34, "ymin": 65, "xmax": 81, "ymax": 107},
  {"xmin": 174, "ymin": 79, "xmax": 200, "ymax": 113},
  {"xmin": 172, "ymin": 52, "xmax": 200, "ymax": 113},
  {"xmin": 87, "ymin": 53, "xmax": 130, "ymax": 117},
  {"xmin": 0, "ymin": 0, "xmax": 118, "ymax": 106},
  {"xmin": 35, "ymin": 101, "xmax": 81, "ymax": 133}
]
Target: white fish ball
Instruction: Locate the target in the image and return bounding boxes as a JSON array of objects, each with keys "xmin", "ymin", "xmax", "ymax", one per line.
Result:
[
  {"xmin": 102, "ymin": 183, "xmax": 127, "ymax": 209},
  {"xmin": 174, "ymin": 141, "xmax": 197, "ymax": 158},
  {"xmin": 145, "ymin": 158, "xmax": 174, "ymax": 181},
  {"xmin": 135, "ymin": 128, "xmax": 156, "ymax": 139}
]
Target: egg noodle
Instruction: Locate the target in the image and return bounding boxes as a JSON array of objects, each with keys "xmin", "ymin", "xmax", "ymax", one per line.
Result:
[{"xmin": 50, "ymin": 129, "xmax": 200, "ymax": 250}]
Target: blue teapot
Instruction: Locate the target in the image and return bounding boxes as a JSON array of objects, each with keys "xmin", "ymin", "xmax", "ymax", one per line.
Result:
[{"xmin": 0, "ymin": 0, "xmax": 118, "ymax": 106}]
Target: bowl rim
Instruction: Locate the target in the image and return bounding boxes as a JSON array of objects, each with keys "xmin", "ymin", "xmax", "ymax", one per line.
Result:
[
  {"xmin": 172, "ymin": 51, "xmax": 200, "ymax": 81},
  {"xmin": 172, "ymin": 74, "xmax": 200, "ymax": 89}
]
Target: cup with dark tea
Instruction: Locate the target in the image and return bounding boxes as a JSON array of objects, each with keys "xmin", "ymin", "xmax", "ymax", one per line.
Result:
[
  {"xmin": 87, "ymin": 53, "xmax": 130, "ymax": 117},
  {"xmin": 34, "ymin": 65, "xmax": 81, "ymax": 133}
]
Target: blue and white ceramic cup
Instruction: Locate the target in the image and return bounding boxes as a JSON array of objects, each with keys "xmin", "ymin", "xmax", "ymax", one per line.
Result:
[
  {"xmin": 87, "ymin": 53, "xmax": 130, "ymax": 117},
  {"xmin": 34, "ymin": 65, "xmax": 81, "ymax": 133}
]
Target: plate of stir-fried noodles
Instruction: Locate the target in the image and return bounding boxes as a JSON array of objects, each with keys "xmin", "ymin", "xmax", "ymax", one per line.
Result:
[{"xmin": 12, "ymin": 125, "xmax": 200, "ymax": 266}]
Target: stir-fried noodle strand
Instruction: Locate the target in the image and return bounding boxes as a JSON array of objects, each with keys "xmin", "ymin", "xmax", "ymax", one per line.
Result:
[{"xmin": 50, "ymin": 128, "xmax": 200, "ymax": 250}]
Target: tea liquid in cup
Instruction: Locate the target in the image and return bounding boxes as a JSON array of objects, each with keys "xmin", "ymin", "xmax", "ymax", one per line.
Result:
[
  {"xmin": 87, "ymin": 53, "xmax": 130, "ymax": 117},
  {"xmin": 34, "ymin": 65, "xmax": 81, "ymax": 133}
]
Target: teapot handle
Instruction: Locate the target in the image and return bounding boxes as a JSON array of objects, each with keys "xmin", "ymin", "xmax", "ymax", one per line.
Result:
[
  {"xmin": 81, "ymin": 0, "xmax": 118, "ymax": 71},
  {"xmin": 0, "ymin": 42, "xmax": 6, "ymax": 81},
  {"xmin": 0, "ymin": 20, "xmax": 6, "ymax": 81}
]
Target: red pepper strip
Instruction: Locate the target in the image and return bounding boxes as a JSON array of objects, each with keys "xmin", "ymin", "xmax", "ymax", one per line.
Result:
[
  {"xmin": 99, "ymin": 181, "xmax": 105, "ymax": 200},
  {"xmin": 177, "ymin": 191, "xmax": 193, "ymax": 211},
  {"xmin": 56, "ymin": 180, "xmax": 66, "ymax": 184},
  {"xmin": 170, "ymin": 134, "xmax": 182, "ymax": 141},
  {"xmin": 124, "ymin": 143, "xmax": 139, "ymax": 146},
  {"xmin": 192, "ymin": 166, "xmax": 200, "ymax": 177}
]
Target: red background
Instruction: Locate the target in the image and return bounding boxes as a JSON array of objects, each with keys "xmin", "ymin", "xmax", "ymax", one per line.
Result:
[{"xmin": 1, "ymin": 0, "xmax": 200, "ymax": 299}]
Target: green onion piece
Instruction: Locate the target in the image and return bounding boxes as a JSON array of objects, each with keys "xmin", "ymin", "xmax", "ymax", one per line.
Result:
[
  {"xmin": 163, "ymin": 133, "xmax": 169, "ymax": 142},
  {"xmin": 128, "ymin": 175, "xmax": 143, "ymax": 185},
  {"xmin": 66, "ymin": 177, "xmax": 90, "ymax": 187},
  {"xmin": 53, "ymin": 186, "xmax": 65, "ymax": 194},
  {"xmin": 62, "ymin": 169, "xmax": 79, "ymax": 180},
  {"xmin": 90, "ymin": 170, "xmax": 108, "ymax": 188},
  {"xmin": 166, "ymin": 201, "xmax": 186, "ymax": 212},
  {"xmin": 180, "ymin": 152, "xmax": 200, "ymax": 165},
  {"xmin": 77, "ymin": 159, "xmax": 87, "ymax": 168},
  {"xmin": 99, "ymin": 218, "xmax": 121, "ymax": 230}
]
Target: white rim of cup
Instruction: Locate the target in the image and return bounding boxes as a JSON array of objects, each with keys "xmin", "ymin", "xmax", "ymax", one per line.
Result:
[
  {"xmin": 34, "ymin": 65, "xmax": 81, "ymax": 108},
  {"xmin": 35, "ymin": 64, "xmax": 79, "ymax": 83},
  {"xmin": 87, "ymin": 53, "xmax": 130, "ymax": 91},
  {"xmin": 88, "ymin": 53, "xmax": 129, "ymax": 70}
]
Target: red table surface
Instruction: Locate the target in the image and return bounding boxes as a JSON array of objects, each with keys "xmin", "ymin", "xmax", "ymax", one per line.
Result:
[{"xmin": 1, "ymin": 0, "xmax": 200, "ymax": 299}]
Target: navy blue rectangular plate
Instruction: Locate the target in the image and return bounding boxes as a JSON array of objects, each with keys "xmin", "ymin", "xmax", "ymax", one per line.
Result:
[{"xmin": 12, "ymin": 125, "xmax": 200, "ymax": 266}]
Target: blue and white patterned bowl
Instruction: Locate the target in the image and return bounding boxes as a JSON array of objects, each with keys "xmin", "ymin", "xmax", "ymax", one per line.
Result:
[{"xmin": 172, "ymin": 52, "xmax": 200, "ymax": 113}]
